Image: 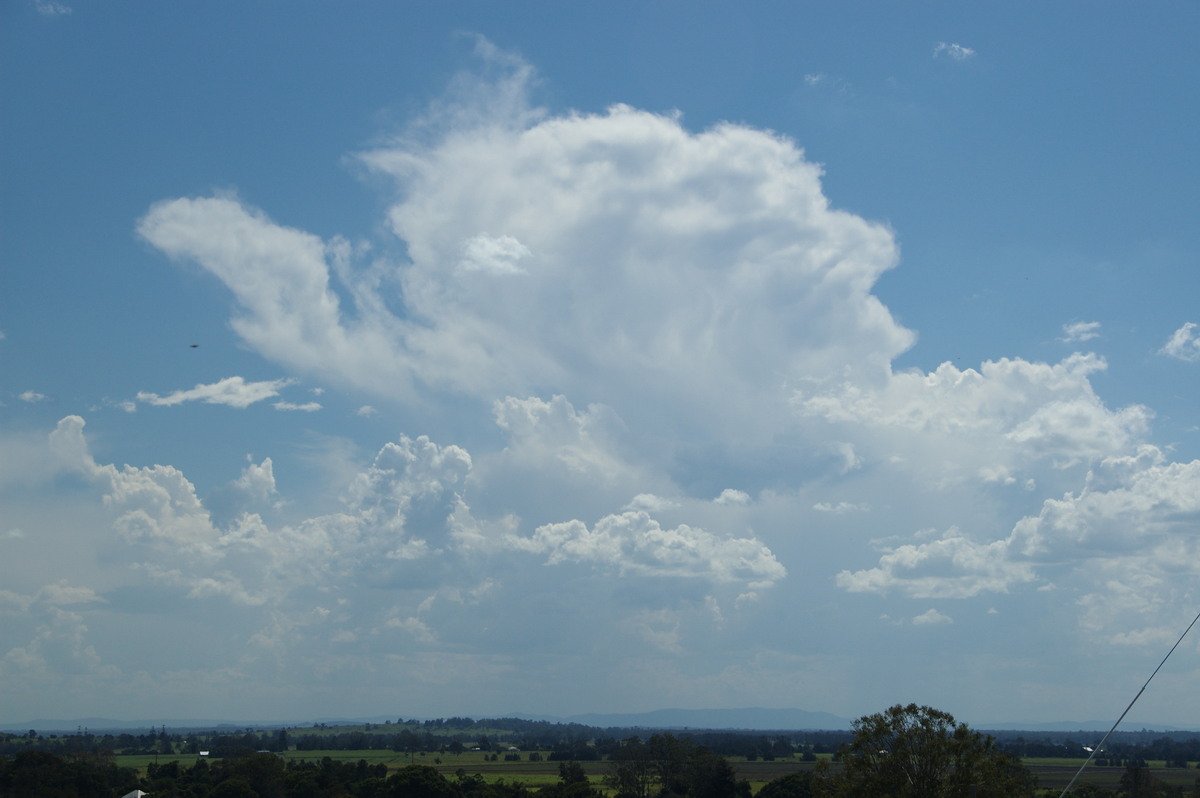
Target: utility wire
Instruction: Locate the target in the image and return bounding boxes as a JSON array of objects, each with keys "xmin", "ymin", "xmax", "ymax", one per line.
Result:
[{"xmin": 1058, "ymin": 605, "xmax": 1200, "ymax": 797}]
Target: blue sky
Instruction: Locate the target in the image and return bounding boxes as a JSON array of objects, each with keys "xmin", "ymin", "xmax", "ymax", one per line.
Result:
[{"xmin": 3, "ymin": 1, "xmax": 1199, "ymax": 728}]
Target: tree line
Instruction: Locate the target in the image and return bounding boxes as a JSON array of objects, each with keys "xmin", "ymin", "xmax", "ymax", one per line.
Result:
[
  {"xmin": 5, "ymin": 705, "xmax": 1200, "ymax": 797},
  {"xmin": 7, "ymin": 716, "xmax": 1200, "ymax": 764},
  {"xmin": 0, "ymin": 723, "xmax": 841, "ymax": 762}
]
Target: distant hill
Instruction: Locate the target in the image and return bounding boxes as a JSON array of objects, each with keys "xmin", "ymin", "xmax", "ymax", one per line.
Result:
[
  {"xmin": 558, "ymin": 707, "xmax": 854, "ymax": 730},
  {"xmin": 1, "ymin": 715, "xmax": 415, "ymax": 734},
  {"xmin": 979, "ymin": 719, "xmax": 1195, "ymax": 733},
  {"xmin": 0, "ymin": 718, "xmax": 289, "ymax": 734}
]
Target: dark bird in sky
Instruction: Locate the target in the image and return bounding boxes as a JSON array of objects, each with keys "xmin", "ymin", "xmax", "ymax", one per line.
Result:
[{"xmin": 189, "ymin": 344, "xmax": 199, "ymax": 348}]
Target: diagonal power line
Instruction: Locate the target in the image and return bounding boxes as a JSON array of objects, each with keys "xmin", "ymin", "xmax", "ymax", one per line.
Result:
[{"xmin": 1058, "ymin": 605, "xmax": 1200, "ymax": 797}]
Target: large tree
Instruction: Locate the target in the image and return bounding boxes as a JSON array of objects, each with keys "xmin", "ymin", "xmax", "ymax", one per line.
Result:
[
  {"xmin": 817, "ymin": 704, "xmax": 1035, "ymax": 797},
  {"xmin": 606, "ymin": 734, "xmax": 746, "ymax": 798}
]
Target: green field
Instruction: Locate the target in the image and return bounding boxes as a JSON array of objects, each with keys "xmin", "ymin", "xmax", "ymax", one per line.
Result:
[
  {"xmin": 114, "ymin": 750, "xmax": 815, "ymax": 792},
  {"xmin": 1021, "ymin": 759, "xmax": 1199, "ymax": 794},
  {"xmin": 115, "ymin": 750, "xmax": 606, "ymax": 788},
  {"xmin": 113, "ymin": 750, "xmax": 1199, "ymax": 795}
]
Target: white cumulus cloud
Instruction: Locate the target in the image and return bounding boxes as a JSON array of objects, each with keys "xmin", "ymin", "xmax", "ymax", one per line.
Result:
[
  {"xmin": 912, "ymin": 608, "xmax": 953, "ymax": 626},
  {"xmin": 513, "ymin": 510, "xmax": 785, "ymax": 588},
  {"xmin": 1161, "ymin": 322, "xmax": 1200, "ymax": 362},
  {"xmin": 836, "ymin": 529, "xmax": 1036, "ymax": 599},
  {"xmin": 798, "ymin": 354, "xmax": 1151, "ymax": 476},
  {"xmin": 714, "ymin": 489, "xmax": 750, "ymax": 506},
  {"xmin": 91, "ymin": 39, "xmax": 1200, "ymax": 718},
  {"xmin": 141, "ymin": 47, "xmax": 913, "ymax": 452}
]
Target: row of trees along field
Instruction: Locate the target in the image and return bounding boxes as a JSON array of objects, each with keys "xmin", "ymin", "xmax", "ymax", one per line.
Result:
[
  {"xmin": 9, "ymin": 723, "xmax": 1200, "ymax": 764},
  {"xmin": 0, "ymin": 723, "xmax": 848, "ymax": 761},
  {"xmin": 4, "ymin": 705, "xmax": 1200, "ymax": 797}
]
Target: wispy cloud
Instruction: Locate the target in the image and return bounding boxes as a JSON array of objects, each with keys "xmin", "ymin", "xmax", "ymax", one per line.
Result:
[
  {"xmin": 459, "ymin": 234, "xmax": 531, "ymax": 275},
  {"xmin": 934, "ymin": 42, "xmax": 976, "ymax": 61},
  {"xmin": 34, "ymin": 0, "xmax": 72, "ymax": 16},
  {"xmin": 273, "ymin": 401, "xmax": 322, "ymax": 412},
  {"xmin": 813, "ymin": 501, "xmax": 870, "ymax": 514},
  {"xmin": 1061, "ymin": 320, "xmax": 1101, "ymax": 343},
  {"xmin": 1161, "ymin": 322, "xmax": 1200, "ymax": 362},
  {"xmin": 137, "ymin": 376, "xmax": 295, "ymax": 408},
  {"xmin": 18, "ymin": 390, "xmax": 48, "ymax": 403}
]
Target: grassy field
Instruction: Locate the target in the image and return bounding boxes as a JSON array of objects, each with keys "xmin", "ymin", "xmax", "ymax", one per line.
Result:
[
  {"xmin": 114, "ymin": 750, "xmax": 815, "ymax": 791},
  {"xmin": 114, "ymin": 750, "xmax": 1199, "ymax": 794},
  {"xmin": 1022, "ymin": 759, "xmax": 1199, "ymax": 794}
]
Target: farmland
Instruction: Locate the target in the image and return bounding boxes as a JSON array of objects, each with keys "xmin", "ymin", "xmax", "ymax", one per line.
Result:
[
  {"xmin": 108, "ymin": 748, "xmax": 1200, "ymax": 795},
  {"xmin": 6, "ymin": 715, "xmax": 1200, "ymax": 796}
]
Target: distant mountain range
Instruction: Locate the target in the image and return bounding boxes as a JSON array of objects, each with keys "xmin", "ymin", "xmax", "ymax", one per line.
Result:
[
  {"xmin": 531, "ymin": 709, "xmax": 1194, "ymax": 733},
  {"xmin": 553, "ymin": 707, "xmax": 854, "ymax": 730},
  {"xmin": 0, "ymin": 717, "xmax": 293, "ymax": 733},
  {"xmin": 977, "ymin": 719, "xmax": 1193, "ymax": 733}
]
